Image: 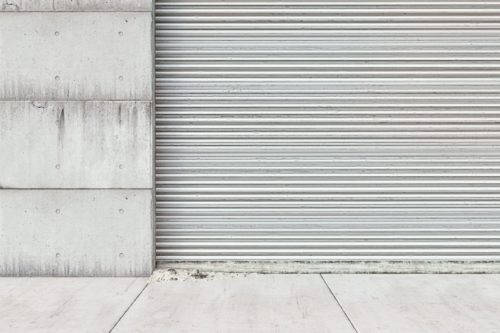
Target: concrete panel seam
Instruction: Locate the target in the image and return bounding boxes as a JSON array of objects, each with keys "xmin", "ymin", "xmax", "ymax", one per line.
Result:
[
  {"xmin": 108, "ymin": 283, "xmax": 150, "ymax": 333},
  {"xmin": 0, "ymin": 100, "xmax": 154, "ymax": 102},
  {"xmin": 320, "ymin": 274, "xmax": 360, "ymax": 333},
  {"xmin": 0, "ymin": 10, "xmax": 152, "ymax": 13},
  {"xmin": 0, "ymin": 188, "xmax": 153, "ymax": 190}
]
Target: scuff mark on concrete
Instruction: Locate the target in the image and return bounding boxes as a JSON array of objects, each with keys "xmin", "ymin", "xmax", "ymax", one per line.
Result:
[
  {"xmin": 49, "ymin": 295, "xmax": 74, "ymax": 319},
  {"xmin": 56, "ymin": 105, "xmax": 65, "ymax": 155},
  {"xmin": 31, "ymin": 101, "xmax": 48, "ymax": 109},
  {"xmin": 57, "ymin": 106, "xmax": 65, "ymax": 128},
  {"xmin": 118, "ymin": 103, "xmax": 123, "ymax": 126},
  {"xmin": 191, "ymin": 269, "xmax": 208, "ymax": 280},
  {"xmin": 1, "ymin": 1, "xmax": 20, "ymax": 11},
  {"xmin": 150, "ymin": 269, "xmax": 252, "ymax": 283},
  {"xmin": 131, "ymin": 104, "xmax": 138, "ymax": 147},
  {"xmin": 56, "ymin": 106, "xmax": 65, "ymax": 141}
]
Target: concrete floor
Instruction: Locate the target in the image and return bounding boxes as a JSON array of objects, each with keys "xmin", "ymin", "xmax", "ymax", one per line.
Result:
[{"xmin": 1, "ymin": 272, "xmax": 500, "ymax": 333}]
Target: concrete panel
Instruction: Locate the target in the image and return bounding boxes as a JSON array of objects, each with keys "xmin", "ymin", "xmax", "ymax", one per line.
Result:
[
  {"xmin": 0, "ymin": 190, "xmax": 153, "ymax": 276},
  {"xmin": 0, "ymin": 277, "xmax": 147, "ymax": 333},
  {"xmin": 324, "ymin": 274, "xmax": 500, "ymax": 333},
  {"xmin": 0, "ymin": 101, "xmax": 152, "ymax": 189},
  {"xmin": 113, "ymin": 274, "xmax": 356, "ymax": 333},
  {"xmin": 0, "ymin": 12, "xmax": 152, "ymax": 100},
  {"xmin": 0, "ymin": 0, "xmax": 152, "ymax": 11}
]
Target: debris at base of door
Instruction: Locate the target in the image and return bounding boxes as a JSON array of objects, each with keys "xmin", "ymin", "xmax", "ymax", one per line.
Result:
[{"xmin": 150, "ymin": 268, "xmax": 252, "ymax": 282}]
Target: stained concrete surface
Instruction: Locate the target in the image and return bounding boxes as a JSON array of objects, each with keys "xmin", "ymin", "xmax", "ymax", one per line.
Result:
[
  {"xmin": 1, "ymin": 273, "xmax": 499, "ymax": 333},
  {"xmin": 113, "ymin": 273, "xmax": 356, "ymax": 333},
  {"xmin": 0, "ymin": 4, "xmax": 154, "ymax": 278},
  {"xmin": 0, "ymin": 101, "xmax": 152, "ymax": 189}
]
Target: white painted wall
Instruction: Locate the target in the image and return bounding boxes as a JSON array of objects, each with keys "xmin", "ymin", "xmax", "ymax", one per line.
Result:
[{"xmin": 0, "ymin": 1, "xmax": 154, "ymax": 276}]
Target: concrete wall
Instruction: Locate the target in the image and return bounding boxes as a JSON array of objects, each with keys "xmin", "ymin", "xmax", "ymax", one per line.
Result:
[{"xmin": 0, "ymin": 1, "xmax": 154, "ymax": 276}]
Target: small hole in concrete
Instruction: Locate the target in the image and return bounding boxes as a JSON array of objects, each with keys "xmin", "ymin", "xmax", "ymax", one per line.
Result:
[
  {"xmin": 119, "ymin": 209, "xmax": 125, "ymax": 214},
  {"xmin": 55, "ymin": 75, "xmax": 60, "ymax": 81},
  {"xmin": 118, "ymin": 31, "xmax": 123, "ymax": 36},
  {"xmin": 119, "ymin": 76, "xmax": 124, "ymax": 81},
  {"xmin": 119, "ymin": 253, "xmax": 125, "ymax": 258},
  {"xmin": 55, "ymin": 31, "xmax": 60, "ymax": 36},
  {"xmin": 56, "ymin": 253, "xmax": 61, "ymax": 258},
  {"xmin": 55, "ymin": 209, "xmax": 61, "ymax": 214},
  {"xmin": 55, "ymin": 164, "xmax": 61, "ymax": 169}
]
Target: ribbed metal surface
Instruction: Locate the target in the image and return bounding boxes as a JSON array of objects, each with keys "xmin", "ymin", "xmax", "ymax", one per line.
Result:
[{"xmin": 155, "ymin": 0, "xmax": 500, "ymax": 260}]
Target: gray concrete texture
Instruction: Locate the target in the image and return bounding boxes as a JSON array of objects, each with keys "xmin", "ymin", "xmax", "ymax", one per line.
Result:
[
  {"xmin": 0, "ymin": 190, "xmax": 153, "ymax": 276},
  {"xmin": 2, "ymin": 273, "xmax": 500, "ymax": 333},
  {"xmin": 0, "ymin": 277, "xmax": 147, "ymax": 332},
  {"xmin": 0, "ymin": 0, "xmax": 152, "ymax": 11},
  {"xmin": 0, "ymin": 101, "xmax": 152, "ymax": 189},
  {"xmin": 0, "ymin": 12, "xmax": 152, "ymax": 100},
  {"xmin": 0, "ymin": 3, "xmax": 154, "ymax": 276}
]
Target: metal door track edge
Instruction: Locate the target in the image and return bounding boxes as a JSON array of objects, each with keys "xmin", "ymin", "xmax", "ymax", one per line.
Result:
[{"xmin": 156, "ymin": 260, "xmax": 500, "ymax": 274}]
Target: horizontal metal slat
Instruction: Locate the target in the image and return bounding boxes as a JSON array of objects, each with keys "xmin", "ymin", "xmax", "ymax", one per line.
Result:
[{"xmin": 155, "ymin": 0, "xmax": 500, "ymax": 261}]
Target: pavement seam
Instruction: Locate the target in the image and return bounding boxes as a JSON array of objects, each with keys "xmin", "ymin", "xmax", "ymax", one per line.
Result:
[
  {"xmin": 108, "ymin": 281, "xmax": 150, "ymax": 333},
  {"xmin": 319, "ymin": 274, "xmax": 360, "ymax": 333}
]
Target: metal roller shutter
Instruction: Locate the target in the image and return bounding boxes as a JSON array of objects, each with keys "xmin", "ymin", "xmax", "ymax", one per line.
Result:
[{"xmin": 155, "ymin": 1, "xmax": 500, "ymax": 261}]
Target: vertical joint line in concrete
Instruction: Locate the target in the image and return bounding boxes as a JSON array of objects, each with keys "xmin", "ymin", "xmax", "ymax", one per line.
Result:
[
  {"xmin": 109, "ymin": 282, "xmax": 149, "ymax": 333},
  {"xmin": 319, "ymin": 274, "xmax": 359, "ymax": 333}
]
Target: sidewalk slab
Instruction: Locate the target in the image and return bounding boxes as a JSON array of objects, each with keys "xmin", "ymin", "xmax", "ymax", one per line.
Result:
[
  {"xmin": 113, "ymin": 273, "xmax": 355, "ymax": 333},
  {"xmin": 323, "ymin": 274, "xmax": 500, "ymax": 333},
  {"xmin": 0, "ymin": 278, "xmax": 147, "ymax": 333}
]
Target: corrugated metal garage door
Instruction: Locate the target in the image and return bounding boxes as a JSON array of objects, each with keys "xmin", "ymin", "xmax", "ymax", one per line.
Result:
[{"xmin": 155, "ymin": 1, "xmax": 500, "ymax": 261}]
